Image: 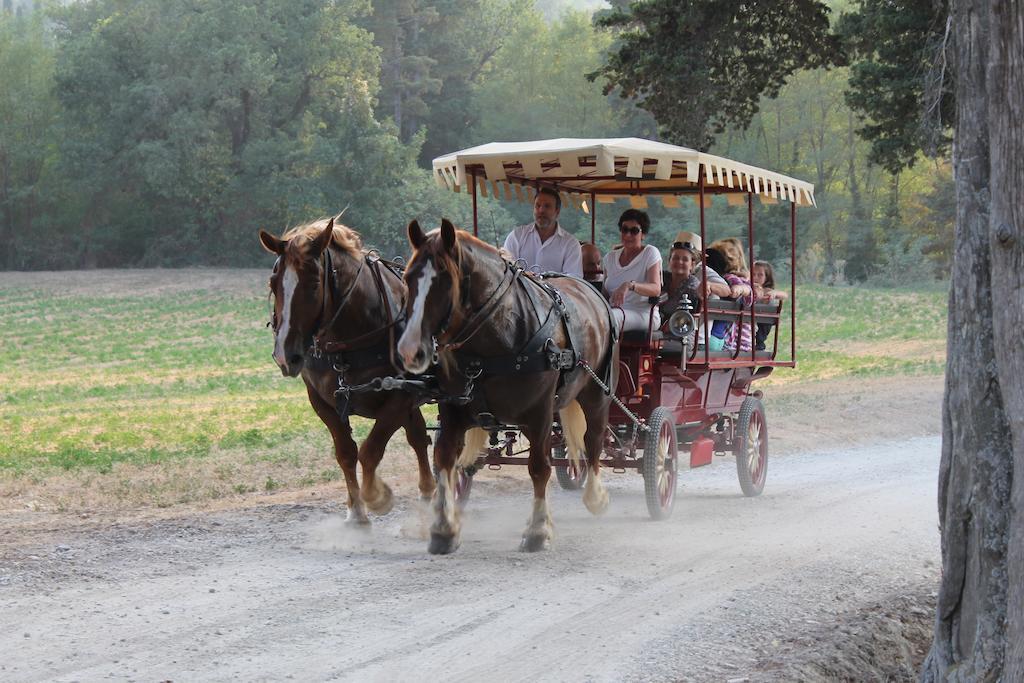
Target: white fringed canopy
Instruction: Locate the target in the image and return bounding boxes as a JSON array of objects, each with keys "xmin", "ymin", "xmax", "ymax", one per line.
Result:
[{"xmin": 432, "ymin": 137, "xmax": 815, "ymax": 212}]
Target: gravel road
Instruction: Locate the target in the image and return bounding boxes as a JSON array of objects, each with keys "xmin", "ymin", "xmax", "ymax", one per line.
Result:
[{"xmin": 1, "ymin": 436, "xmax": 940, "ymax": 682}]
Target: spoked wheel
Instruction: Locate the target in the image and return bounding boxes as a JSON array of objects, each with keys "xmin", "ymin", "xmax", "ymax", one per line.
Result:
[
  {"xmin": 454, "ymin": 466, "xmax": 475, "ymax": 511},
  {"xmin": 734, "ymin": 397, "xmax": 768, "ymax": 497},
  {"xmin": 642, "ymin": 407, "xmax": 678, "ymax": 520},
  {"xmin": 552, "ymin": 445, "xmax": 589, "ymax": 490}
]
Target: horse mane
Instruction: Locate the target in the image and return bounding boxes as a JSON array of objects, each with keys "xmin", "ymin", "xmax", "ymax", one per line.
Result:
[
  {"xmin": 283, "ymin": 217, "xmax": 363, "ymax": 258},
  {"xmin": 410, "ymin": 227, "xmax": 502, "ymax": 375}
]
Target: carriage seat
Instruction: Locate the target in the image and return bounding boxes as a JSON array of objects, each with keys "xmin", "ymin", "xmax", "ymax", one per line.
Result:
[{"xmin": 621, "ymin": 328, "xmax": 663, "ymax": 345}]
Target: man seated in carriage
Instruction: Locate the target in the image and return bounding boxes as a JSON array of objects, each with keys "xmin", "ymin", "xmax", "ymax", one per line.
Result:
[
  {"xmin": 580, "ymin": 241, "xmax": 604, "ymax": 288},
  {"xmin": 502, "ymin": 186, "xmax": 583, "ymax": 278}
]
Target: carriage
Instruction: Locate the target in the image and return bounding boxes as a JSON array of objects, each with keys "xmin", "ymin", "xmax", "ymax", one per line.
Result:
[{"xmin": 426, "ymin": 138, "xmax": 814, "ymax": 519}]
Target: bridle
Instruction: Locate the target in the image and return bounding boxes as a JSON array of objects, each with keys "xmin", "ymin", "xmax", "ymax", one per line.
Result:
[
  {"xmin": 416, "ymin": 247, "xmax": 523, "ymax": 356},
  {"xmin": 267, "ymin": 244, "xmax": 407, "ymax": 363}
]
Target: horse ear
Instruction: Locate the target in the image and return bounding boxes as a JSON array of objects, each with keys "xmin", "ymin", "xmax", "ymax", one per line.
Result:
[
  {"xmin": 259, "ymin": 229, "xmax": 285, "ymax": 255},
  {"xmin": 408, "ymin": 219, "xmax": 426, "ymax": 250},
  {"xmin": 311, "ymin": 217, "xmax": 334, "ymax": 256},
  {"xmin": 440, "ymin": 219, "xmax": 457, "ymax": 253}
]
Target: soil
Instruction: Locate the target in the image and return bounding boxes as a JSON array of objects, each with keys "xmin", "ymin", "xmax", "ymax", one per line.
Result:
[{"xmin": 0, "ymin": 375, "xmax": 944, "ymax": 682}]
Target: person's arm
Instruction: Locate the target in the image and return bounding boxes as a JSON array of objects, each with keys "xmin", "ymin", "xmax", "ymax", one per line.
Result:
[
  {"xmin": 770, "ymin": 289, "xmax": 789, "ymax": 302},
  {"xmin": 502, "ymin": 230, "xmax": 518, "ymax": 259},
  {"xmin": 703, "ymin": 265, "xmax": 732, "ymax": 298},
  {"xmin": 730, "ymin": 283, "xmax": 752, "ymax": 298},
  {"xmin": 564, "ymin": 239, "xmax": 583, "ymax": 279},
  {"xmin": 631, "ymin": 262, "xmax": 662, "ymax": 297}
]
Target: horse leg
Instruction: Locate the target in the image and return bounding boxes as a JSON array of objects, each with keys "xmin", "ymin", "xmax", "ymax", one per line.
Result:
[
  {"xmin": 581, "ymin": 402, "xmax": 610, "ymax": 516},
  {"xmin": 428, "ymin": 408, "xmax": 469, "ymax": 555},
  {"xmin": 404, "ymin": 407, "xmax": 436, "ymax": 502},
  {"xmin": 561, "ymin": 398, "xmax": 608, "ymax": 515},
  {"xmin": 520, "ymin": 419, "xmax": 555, "ymax": 552},
  {"xmin": 306, "ymin": 384, "xmax": 368, "ymax": 525},
  {"xmin": 358, "ymin": 414, "xmax": 402, "ymax": 515}
]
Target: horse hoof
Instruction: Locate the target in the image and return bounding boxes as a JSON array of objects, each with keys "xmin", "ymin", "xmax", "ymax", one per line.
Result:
[
  {"xmin": 363, "ymin": 484, "xmax": 394, "ymax": 515},
  {"xmin": 345, "ymin": 514, "xmax": 371, "ymax": 528},
  {"xmin": 519, "ymin": 533, "xmax": 551, "ymax": 553},
  {"xmin": 365, "ymin": 494, "xmax": 394, "ymax": 515},
  {"xmin": 584, "ymin": 492, "xmax": 609, "ymax": 516},
  {"xmin": 428, "ymin": 532, "xmax": 460, "ymax": 555}
]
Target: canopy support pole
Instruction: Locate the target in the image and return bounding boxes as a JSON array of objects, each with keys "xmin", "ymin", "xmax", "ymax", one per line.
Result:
[
  {"xmin": 590, "ymin": 192, "xmax": 596, "ymax": 243},
  {"xmin": 790, "ymin": 201, "xmax": 797, "ymax": 364},
  {"xmin": 699, "ymin": 167, "xmax": 708, "ymax": 366},
  {"xmin": 470, "ymin": 170, "xmax": 479, "ymax": 237},
  {"xmin": 748, "ymin": 192, "xmax": 756, "ymax": 363}
]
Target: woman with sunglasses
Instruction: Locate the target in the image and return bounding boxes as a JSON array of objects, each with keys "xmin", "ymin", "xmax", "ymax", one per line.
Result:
[{"xmin": 602, "ymin": 209, "xmax": 663, "ymax": 333}]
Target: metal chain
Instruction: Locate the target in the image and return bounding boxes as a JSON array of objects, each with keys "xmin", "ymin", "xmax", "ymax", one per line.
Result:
[{"xmin": 576, "ymin": 360, "xmax": 649, "ymax": 432}]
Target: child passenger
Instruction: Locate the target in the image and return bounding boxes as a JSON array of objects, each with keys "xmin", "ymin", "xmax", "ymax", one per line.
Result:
[
  {"xmin": 752, "ymin": 260, "xmax": 787, "ymax": 350},
  {"xmin": 708, "ymin": 238, "xmax": 754, "ymax": 352},
  {"xmin": 752, "ymin": 260, "xmax": 788, "ymax": 304}
]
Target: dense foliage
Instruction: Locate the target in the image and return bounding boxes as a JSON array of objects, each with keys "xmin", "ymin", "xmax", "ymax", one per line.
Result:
[
  {"xmin": 591, "ymin": 0, "xmax": 845, "ymax": 151},
  {"xmin": 0, "ymin": 0, "xmax": 952, "ymax": 282}
]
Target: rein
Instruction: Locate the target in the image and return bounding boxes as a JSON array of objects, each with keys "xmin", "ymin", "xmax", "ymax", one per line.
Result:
[
  {"xmin": 436, "ymin": 259, "xmax": 523, "ymax": 353},
  {"xmin": 312, "ymin": 248, "xmax": 406, "ymax": 360}
]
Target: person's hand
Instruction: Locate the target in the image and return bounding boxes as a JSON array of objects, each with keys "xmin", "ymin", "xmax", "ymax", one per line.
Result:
[
  {"xmin": 730, "ymin": 283, "xmax": 751, "ymax": 299},
  {"xmin": 610, "ymin": 283, "xmax": 630, "ymax": 307}
]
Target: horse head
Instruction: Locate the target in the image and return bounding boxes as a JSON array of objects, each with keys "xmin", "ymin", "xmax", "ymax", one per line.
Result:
[
  {"xmin": 397, "ymin": 218, "xmax": 464, "ymax": 374},
  {"xmin": 259, "ymin": 218, "xmax": 336, "ymax": 377}
]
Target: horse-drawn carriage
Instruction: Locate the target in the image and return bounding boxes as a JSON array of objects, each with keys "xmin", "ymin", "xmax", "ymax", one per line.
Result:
[
  {"xmin": 261, "ymin": 137, "xmax": 813, "ymax": 554},
  {"xmin": 425, "ymin": 138, "xmax": 811, "ymax": 519}
]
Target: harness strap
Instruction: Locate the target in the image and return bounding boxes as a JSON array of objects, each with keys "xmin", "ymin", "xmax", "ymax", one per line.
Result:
[
  {"xmin": 453, "ymin": 272, "xmax": 575, "ymax": 378},
  {"xmin": 316, "ymin": 253, "xmax": 406, "ymax": 355},
  {"xmin": 439, "ymin": 263, "xmax": 523, "ymax": 352},
  {"xmin": 313, "ymin": 248, "xmax": 365, "ymax": 351}
]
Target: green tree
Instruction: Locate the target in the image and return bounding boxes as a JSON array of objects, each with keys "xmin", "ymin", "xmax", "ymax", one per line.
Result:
[
  {"xmin": 473, "ymin": 8, "xmax": 630, "ymax": 142},
  {"xmin": 837, "ymin": 0, "xmax": 954, "ymax": 173},
  {"xmin": 364, "ymin": 0, "xmax": 528, "ymax": 164},
  {"xmin": 0, "ymin": 8, "xmax": 58, "ymax": 268},
  {"xmin": 51, "ymin": 0, "xmax": 419, "ymax": 266},
  {"xmin": 591, "ymin": 0, "xmax": 845, "ymax": 150}
]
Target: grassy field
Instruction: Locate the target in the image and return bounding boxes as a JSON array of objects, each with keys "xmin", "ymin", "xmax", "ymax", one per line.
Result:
[{"xmin": 0, "ymin": 270, "xmax": 948, "ymax": 511}]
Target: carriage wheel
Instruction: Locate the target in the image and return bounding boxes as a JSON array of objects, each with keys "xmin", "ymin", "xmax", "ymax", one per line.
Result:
[
  {"xmin": 454, "ymin": 467, "xmax": 474, "ymax": 511},
  {"xmin": 642, "ymin": 407, "xmax": 678, "ymax": 520},
  {"xmin": 734, "ymin": 397, "xmax": 768, "ymax": 497},
  {"xmin": 552, "ymin": 444, "xmax": 589, "ymax": 491}
]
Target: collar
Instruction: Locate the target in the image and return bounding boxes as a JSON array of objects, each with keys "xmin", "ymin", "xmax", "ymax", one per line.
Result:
[{"xmin": 531, "ymin": 222, "xmax": 564, "ymax": 242}]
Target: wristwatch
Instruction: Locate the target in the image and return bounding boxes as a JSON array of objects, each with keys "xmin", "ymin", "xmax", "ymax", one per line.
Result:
[{"xmin": 628, "ymin": 281, "xmax": 636, "ymax": 292}]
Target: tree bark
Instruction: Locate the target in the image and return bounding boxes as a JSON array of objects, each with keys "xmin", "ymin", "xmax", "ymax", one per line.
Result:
[
  {"xmin": 987, "ymin": 0, "xmax": 1024, "ymax": 677},
  {"xmin": 922, "ymin": 0, "xmax": 1019, "ymax": 679}
]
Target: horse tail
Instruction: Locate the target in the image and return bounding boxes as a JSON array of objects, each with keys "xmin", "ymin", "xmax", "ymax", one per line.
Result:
[
  {"xmin": 558, "ymin": 400, "xmax": 588, "ymax": 470},
  {"xmin": 457, "ymin": 427, "xmax": 489, "ymax": 469}
]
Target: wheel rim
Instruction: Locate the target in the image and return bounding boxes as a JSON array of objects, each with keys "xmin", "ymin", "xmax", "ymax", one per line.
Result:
[
  {"xmin": 655, "ymin": 419, "xmax": 676, "ymax": 507},
  {"xmin": 744, "ymin": 411, "xmax": 766, "ymax": 487}
]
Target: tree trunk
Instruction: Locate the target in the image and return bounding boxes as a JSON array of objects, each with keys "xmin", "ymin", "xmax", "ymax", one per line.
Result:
[
  {"xmin": 987, "ymin": 0, "xmax": 1024, "ymax": 676},
  {"xmin": 922, "ymin": 0, "xmax": 1019, "ymax": 678}
]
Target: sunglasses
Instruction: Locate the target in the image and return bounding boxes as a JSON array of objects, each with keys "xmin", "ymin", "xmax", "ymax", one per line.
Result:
[
  {"xmin": 619, "ymin": 225, "xmax": 642, "ymax": 235},
  {"xmin": 672, "ymin": 241, "xmax": 697, "ymax": 251}
]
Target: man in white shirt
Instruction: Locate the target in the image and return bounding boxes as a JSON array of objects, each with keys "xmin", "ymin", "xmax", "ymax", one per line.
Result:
[{"xmin": 502, "ymin": 187, "xmax": 583, "ymax": 278}]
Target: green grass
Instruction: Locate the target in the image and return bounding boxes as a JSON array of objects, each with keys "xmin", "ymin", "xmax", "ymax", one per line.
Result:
[
  {"xmin": 768, "ymin": 283, "xmax": 948, "ymax": 383},
  {"xmin": 0, "ymin": 277, "xmax": 392, "ymax": 480},
  {"xmin": 0, "ymin": 274, "xmax": 945, "ymax": 479}
]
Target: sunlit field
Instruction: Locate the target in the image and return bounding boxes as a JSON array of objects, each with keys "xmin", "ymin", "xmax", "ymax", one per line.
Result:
[{"xmin": 0, "ymin": 270, "xmax": 947, "ymax": 509}]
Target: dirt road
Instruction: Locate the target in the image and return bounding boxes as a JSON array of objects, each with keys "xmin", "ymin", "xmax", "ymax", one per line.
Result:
[{"xmin": 1, "ymin": 435, "xmax": 940, "ymax": 682}]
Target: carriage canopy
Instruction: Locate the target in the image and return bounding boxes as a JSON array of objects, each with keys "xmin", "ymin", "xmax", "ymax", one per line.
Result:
[{"xmin": 431, "ymin": 137, "xmax": 815, "ymax": 211}]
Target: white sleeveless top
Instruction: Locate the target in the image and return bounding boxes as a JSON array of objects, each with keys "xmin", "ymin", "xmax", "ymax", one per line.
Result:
[{"xmin": 602, "ymin": 244, "xmax": 662, "ymax": 313}]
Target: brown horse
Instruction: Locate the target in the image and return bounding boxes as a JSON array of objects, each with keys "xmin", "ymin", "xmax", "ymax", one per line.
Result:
[
  {"xmin": 397, "ymin": 219, "xmax": 619, "ymax": 553},
  {"xmin": 259, "ymin": 217, "xmax": 435, "ymax": 523}
]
